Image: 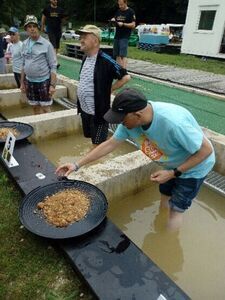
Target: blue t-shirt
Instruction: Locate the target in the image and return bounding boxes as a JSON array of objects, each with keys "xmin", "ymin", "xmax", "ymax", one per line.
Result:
[{"xmin": 113, "ymin": 101, "xmax": 215, "ymax": 178}]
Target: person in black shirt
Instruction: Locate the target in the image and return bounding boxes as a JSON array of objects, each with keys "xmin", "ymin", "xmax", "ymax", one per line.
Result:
[
  {"xmin": 111, "ymin": 0, "xmax": 136, "ymax": 68},
  {"xmin": 41, "ymin": 0, "xmax": 67, "ymax": 67}
]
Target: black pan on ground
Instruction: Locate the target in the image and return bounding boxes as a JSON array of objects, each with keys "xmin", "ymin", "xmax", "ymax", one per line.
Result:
[
  {"xmin": 0, "ymin": 121, "xmax": 34, "ymax": 143},
  {"xmin": 19, "ymin": 180, "xmax": 108, "ymax": 239}
]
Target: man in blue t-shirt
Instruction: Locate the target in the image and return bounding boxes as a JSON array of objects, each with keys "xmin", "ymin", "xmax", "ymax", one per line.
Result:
[{"xmin": 56, "ymin": 88, "xmax": 215, "ymax": 231}]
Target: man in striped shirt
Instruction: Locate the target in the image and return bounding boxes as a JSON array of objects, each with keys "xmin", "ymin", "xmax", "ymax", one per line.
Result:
[{"xmin": 76, "ymin": 24, "xmax": 130, "ymax": 146}]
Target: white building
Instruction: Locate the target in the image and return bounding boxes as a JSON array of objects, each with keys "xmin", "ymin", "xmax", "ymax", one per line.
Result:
[{"xmin": 181, "ymin": 0, "xmax": 225, "ymax": 59}]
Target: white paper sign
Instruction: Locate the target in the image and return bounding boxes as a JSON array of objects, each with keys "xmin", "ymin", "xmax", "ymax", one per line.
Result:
[{"xmin": 2, "ymin": 132, "xmax": 19, "ymax": 167}]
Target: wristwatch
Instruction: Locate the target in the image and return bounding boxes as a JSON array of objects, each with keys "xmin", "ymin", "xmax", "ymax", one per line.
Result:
[
  {"xmin": 173, "ymin": 168, "xmax": 182, "ymax": 177},
  {"xmin": 73, "ymin": 162, "xmax": 80, "ymax": 171}
]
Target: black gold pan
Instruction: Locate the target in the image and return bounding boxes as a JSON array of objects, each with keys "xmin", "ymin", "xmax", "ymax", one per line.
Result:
[
  {"xmin": 0, "ymin": 121, "xmax": 34, "ymax": 143},
  {"xmin": 19, "ymin": 180, "xmax": 108, "ymax": 239}
]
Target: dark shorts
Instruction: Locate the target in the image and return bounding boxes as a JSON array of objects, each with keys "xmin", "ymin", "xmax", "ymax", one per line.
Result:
[
  {"xmin": 159, "ymin": 177, "xmax": 206, "ymax": 212},
  {"xmin": 25, "ymin": 79, "xmax": 53, "ymax": 106},
  {"xmin": 48, "ymin": 31, "xmax": 61, "ymax": 49},
  {"xmin": 80, "ymin": 110, "xmax": 108, "ymax": 145},
  {"xmin": 14, "ymin": 72, "xmax": 21, "ymax": 88},
  {"xmin": 113, "ymin": 38, "xmax": 129, "ymax": 58}
]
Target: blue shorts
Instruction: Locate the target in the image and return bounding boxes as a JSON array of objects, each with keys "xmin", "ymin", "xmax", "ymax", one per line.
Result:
[
  {"xmin": 25, "ymin": 78, "xmax": 53, "ymax": 107},
  {"xmin": 159, "ymin": 177, "xmax": 206, "ymax": 212},
  {"xmin": 113, "ymin": 38, "xmax": 129, "ymax": 58}
]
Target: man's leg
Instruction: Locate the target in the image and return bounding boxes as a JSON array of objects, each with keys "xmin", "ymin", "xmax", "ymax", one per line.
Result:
[
  {"xmin": 33, "ymin": 105, "xmax": 42, "ymax": 115},
  {"xmin": 168, "ymin": 209, "xmax": 184, "ymax": 231},
  {"xmin": 116, "ymin": 56, "xmax": 127, "ymax": 69},
  {"xmin": 0, "ymin": 57, "xmax": 6, "ymax": 74},
  {"xmin": 162, "ymin": 177, "xmax": 205, "ymax": 231},
  {"xmin": 32, "ymin": 79, "xmax": 53, "ymax": 114},
  {"xmin": 48, "ymin": 32, "xmax": 59, "ymax": 67},
  {"xmin": 41, "ymin": 105, "xmax": 51, "ymax": 113},
  {"xmin": 14, "ymin": 73, "xmax": 21, "ymax": 88},
  {"xmin": 160, "ymin": 193, "xmax": 170, "ymax": 209},
  {"xmin": 55, "ymin": 33, "xmax": 61, "ymax": 68},
  {"xmin": 91, "ymin": 120, "xmax": 108, "ymax": 146},
  {"xmin": 159, "ymin": 193, "xmax": 182, "ymax": 231},
  {"xmin": 117, "ymin": 39, "xmax": 129, "ymax": 68}
]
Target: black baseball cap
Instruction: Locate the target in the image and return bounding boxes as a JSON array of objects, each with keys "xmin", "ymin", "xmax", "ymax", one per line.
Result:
[{"xmin": 104, "ymin": 88, "xmax": 148, "ymax": 124}]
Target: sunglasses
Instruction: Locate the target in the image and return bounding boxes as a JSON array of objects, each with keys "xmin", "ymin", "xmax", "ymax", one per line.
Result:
[{"xmin": 9, "ymin": 32, "xmax": 15, "ymax": 36}]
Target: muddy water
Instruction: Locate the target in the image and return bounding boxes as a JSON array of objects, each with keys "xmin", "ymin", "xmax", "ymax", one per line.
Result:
[
  {"xmin": 108, "ymin": 184, "xmax": 225, "ymax": 300},
  {"xmin": 1, "ymin": 102, "xmax": 65, "ymax": 118},
  {"xmin": 34, "ymin": 132, "xmax": 136, "ymax": 167}
]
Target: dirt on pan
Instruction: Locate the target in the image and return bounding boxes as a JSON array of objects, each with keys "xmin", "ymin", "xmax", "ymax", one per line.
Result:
[
  {"xmin": 37, "ymin": 189, "xmax": 90, "ymax": 227},
  {"xmin": 0, "ymin": 128, "xmax": 20, "ymax": 140}
]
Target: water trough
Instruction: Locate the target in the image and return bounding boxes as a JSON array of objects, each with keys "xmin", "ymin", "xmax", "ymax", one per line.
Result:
[{"xmin": 1, "ymin": 70, "xmax": 225, "ymax": 299}]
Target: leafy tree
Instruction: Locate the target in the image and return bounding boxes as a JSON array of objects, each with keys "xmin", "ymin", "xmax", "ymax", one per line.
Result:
[{"xmin": 0, "ymin": 0, "xmax": 189, "ymax": 28}]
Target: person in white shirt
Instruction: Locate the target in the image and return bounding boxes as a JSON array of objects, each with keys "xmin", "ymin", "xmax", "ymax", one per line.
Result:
[
  {"xmin": 8, "ymin": 27, "xmax": 23, "ymax": 88},
  {"xmin": 4, "ymin": 35, "xmax": 12, "ymax": 64}
]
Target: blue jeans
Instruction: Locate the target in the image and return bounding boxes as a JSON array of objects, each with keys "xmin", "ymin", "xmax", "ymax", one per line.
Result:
[
  {"xmin": 113, "ymin": 38, "xmax": 129, "ymax": 58},
  {"xmin": 159, "ymin": 177, "xmax": 206, "ymax": 212}
]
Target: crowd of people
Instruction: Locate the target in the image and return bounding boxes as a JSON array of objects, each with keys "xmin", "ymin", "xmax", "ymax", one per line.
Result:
[{"xmin": 0, "ymin": 0, "xmax": 216, "ymax": 230}]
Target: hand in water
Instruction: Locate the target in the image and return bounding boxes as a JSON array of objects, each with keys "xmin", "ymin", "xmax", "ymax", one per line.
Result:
[{"xmin": 55, "ymin": 163, "xmax": 77, "ymax": 177}]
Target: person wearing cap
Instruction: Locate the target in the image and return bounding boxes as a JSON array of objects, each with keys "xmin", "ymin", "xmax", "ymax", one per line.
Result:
[
  {"xmin": 41, "ymin": 0, "xmax": 67, "ymax": 68},
  {"xmin": 4, "ymin": 34, "xmax": 12, "ymax": 64},
  {"xmin": 111, "ymin": 0, "xmax": 136, "ymax": 68},
  {"xmin": 56, "ymin": 88, "xmax": 215, "ymax": 231},
  {"xmin": 8, "ymin": 27, "xmax": 23, "ymax": 88},
  {"xmin": 74, "ymin": 24, "xmax": 130, "ymax": 146},
  {"xmin": 20, "ymin": 15, "xmax": 57, "ymax": 114},
  {"xmin": 0, "ymin": 27, "xmax": 7, "ymax": 73}
]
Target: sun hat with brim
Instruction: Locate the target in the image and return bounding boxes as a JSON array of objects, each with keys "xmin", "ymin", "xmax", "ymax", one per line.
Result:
[
  {"xmin": 76, "ymin": 24, "xmax": 102, "ymax": 41},
  {"xmin": 24, "ymin": 15, "xmax": 39, "ymax": 29},
  {"xmin": 104, "ymin": 88, "xmax": 148, "ymax": 124},
  {"xmin": 9, "ymin": 27, "xmax": 19, "ymax": 33},
  {"xmin": 0, "ymin": 28, "xmax": 6, "ymax": 34}
]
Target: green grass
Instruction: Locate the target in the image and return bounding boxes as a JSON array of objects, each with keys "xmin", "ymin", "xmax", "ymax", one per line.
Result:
[
  {"xmin": 128, "ymin": 47, "xmax": 225, "ymax": 75},
  {"xmin": 60, "ymin": 36, "xmax": 225, "ymax": 75},
  {"xmin": 0, "ymin": 166, "xmax": 95, "ymax": 300}
]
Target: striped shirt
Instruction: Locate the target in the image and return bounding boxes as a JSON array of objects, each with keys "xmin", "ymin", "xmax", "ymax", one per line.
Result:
[{"xmin": 77, "ymin": 54, "xmax": 97, "ymax": 115}]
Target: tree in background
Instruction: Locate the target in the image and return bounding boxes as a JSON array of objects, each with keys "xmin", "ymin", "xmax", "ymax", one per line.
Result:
[
  {"xmin": 0, "ymin": 0, "xmax": 188, "ymax": 28},
  {"xmin": 0, "ymin": 0, "xmax": 46, "ymax": 27},
  {"xmin": 0, "ymin": 0, "xmax": 26, "ymax": 26}
]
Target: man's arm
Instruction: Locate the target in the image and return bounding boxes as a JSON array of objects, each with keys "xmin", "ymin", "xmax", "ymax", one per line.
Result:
[
  {"xmin": 172, "ymin": 137, "xmax": 213, "ymax": 174},
  {"xmin": 56, "ymin": 137, "xmax": 123, "ymax": 177},
  {"xmin": 118, "ymin": 21, "xmax": 136, "ymax": 29},
  {"xmin": 20, "ymin": 68, "xmax": 26, "ymax": 92},
  {"xmin": 78, "ymin": 137, "xmax": 122, "ymax": 167},
  {"xmin": 41, "ymin": 15, "xmax": 46, "ymax": 32},
  {"xmin": 46, "ymin": 43, "xmax": 57, "ymax": 95},
  {"xmin": 150, "ymin": 137, "xmax": 214, "ymax": 184},
  {"xmin": 49, "ymin": 72, "xmax": 57, "ymax": 96},
  {"xmin": 111, "ymin": 74, "xmax": 130, "ymax": 93}
]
